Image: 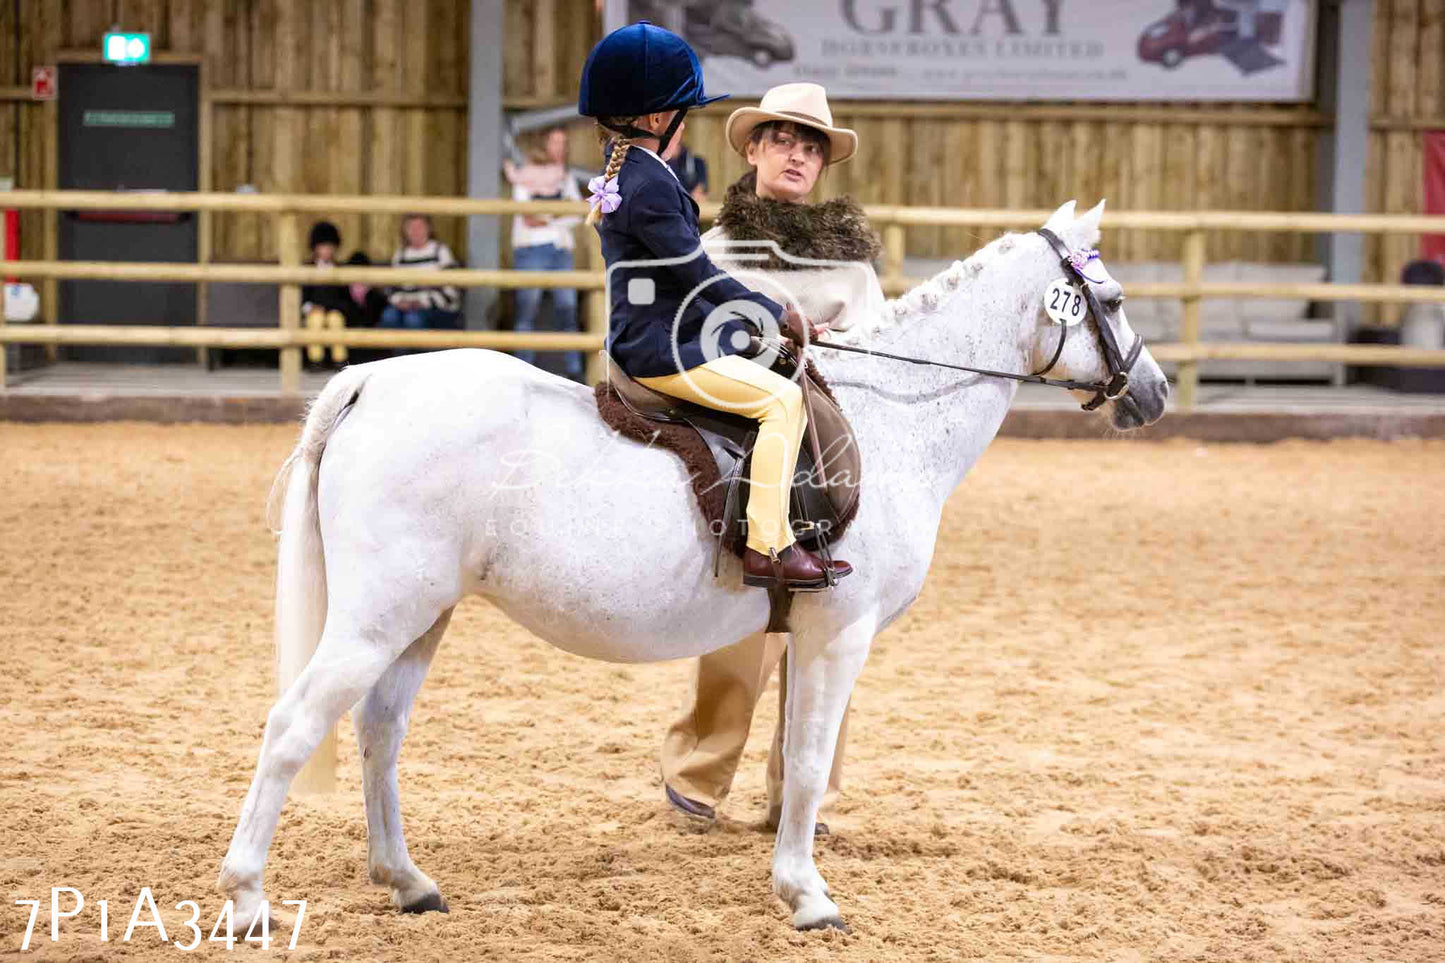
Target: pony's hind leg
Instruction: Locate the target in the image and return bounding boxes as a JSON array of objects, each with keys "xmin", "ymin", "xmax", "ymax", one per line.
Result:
[
  {"xmin": 355, "ymin": 608, "xmax": 454, "ymax": 913},
  {"xmin": 217, "ymin": 599, "xmax": 452, "ymax": 926}
]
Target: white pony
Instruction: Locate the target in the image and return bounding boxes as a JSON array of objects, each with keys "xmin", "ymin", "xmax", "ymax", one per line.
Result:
[{"xmin": 218, "ymin": 200, "xmax": 1167, "ymax": 932}]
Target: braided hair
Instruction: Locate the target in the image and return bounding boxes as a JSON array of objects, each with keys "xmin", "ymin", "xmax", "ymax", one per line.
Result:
[{"xmin": 586, "ymin": 118, "xmax": 637, "ymax": 226}]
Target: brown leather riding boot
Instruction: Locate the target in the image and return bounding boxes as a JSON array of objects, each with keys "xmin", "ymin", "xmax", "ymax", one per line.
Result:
[{"xmin": 742, "ymin": 544, "xmax": 853, "ymax": 590}]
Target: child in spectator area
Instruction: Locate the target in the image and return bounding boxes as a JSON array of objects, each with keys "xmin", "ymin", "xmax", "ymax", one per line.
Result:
[
  {"xmin": 380, "ymin": 214, "xmax": 463, "ymax": 331},
  {"xmin": 301, "ymin": 221, "xmax": 350, "ymax": 364},
  {"xmin": 504, "ymin": 126, "xmax": 585, "ymax": 379},
  {"xmin": 302, "ymin": 223, "xmax": 390, "ymax": 366},
  {"xmin": 342, "ymin": 251, "xmax": 388, "ymax": 328}
]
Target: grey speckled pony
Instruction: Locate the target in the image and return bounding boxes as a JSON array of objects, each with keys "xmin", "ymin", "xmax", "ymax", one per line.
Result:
[{"xmin": 217, "ymin": 200, "xmax": 1167, "ymax": 933}]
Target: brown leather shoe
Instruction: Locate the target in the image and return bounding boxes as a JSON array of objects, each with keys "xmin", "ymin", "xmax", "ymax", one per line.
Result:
[
  {"xmin": 742, "ymin": 544, "xmax": 852, "ymax": 590},
  {"xmin": 665, "ymin": 784, "xmax": 716, "ymax": 825}
]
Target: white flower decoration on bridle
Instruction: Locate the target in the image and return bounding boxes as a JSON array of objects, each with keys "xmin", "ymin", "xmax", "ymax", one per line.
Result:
[{"xmin": 1069, "ymin": 248, "xmax": 1109, "ymax": 285}]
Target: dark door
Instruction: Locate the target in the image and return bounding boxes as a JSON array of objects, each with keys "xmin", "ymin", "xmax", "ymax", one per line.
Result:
[{"xmin": 58, "ymin": 63, "xmax": 199, "ymax": 363}]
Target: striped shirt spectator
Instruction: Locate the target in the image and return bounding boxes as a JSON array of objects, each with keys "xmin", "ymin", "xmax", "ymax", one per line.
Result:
[{"xmin": 380, "ymin": 214, "xmax": 463, "ymax": 333}]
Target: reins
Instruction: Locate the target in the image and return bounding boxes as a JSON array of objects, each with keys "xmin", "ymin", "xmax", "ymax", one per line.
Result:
[
  {"xmin": 806, "ymin": 228, "xmax": 1144, "ymax": 412},
  {"xmin": 805, "ymin": 338, "xmax": 1113, "ymax": 395}
]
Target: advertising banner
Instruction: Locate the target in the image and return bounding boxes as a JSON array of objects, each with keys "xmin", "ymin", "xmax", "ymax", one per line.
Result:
[{"xmin": 605, "ymin": 1, "xmax": 1317, "ymax": 102}]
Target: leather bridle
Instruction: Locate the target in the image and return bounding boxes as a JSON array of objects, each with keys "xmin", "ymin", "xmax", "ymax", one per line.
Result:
[
  {"xmin": 807, "ymin": 228, "xmax": 1145, "ymax": 412},
  {"xmin": 1034, "ymin": 227, "xmax": 1144, "ymax": 410}
]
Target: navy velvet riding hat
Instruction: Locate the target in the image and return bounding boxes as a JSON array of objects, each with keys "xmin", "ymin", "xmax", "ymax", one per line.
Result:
[{"xmin": 578, "ymin": 21, "xmax": 728, "ymax": 119}]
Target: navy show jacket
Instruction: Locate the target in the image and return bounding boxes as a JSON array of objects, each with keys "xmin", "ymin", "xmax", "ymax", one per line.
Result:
[{"xmin": 596, "ymin": 147, "xmax": 784, "ymax": 379}]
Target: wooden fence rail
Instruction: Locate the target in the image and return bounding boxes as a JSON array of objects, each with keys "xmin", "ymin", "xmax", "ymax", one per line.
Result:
[
  {"xmin": 6, "ymin": 325, "xmax": 1443, "ymax": 368},
  {"xmin": 4, "ymin": 191, "xmax": 1445, "ymax": 405}
]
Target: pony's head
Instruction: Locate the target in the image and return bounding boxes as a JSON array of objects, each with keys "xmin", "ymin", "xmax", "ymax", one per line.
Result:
[{"xmin": 1027, "ymin": 200, "xmax": 1169, "ymax": 430}]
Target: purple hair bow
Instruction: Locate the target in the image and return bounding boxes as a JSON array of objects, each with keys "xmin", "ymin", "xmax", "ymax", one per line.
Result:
[{"xmin": 587, "ymin": 175, "xmax": 621, "ymax": 215}]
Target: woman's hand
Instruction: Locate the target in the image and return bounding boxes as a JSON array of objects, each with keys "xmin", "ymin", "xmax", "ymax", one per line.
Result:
[{"xmin": 781, "ymin": 306, "xmax": 839, "ymax": 343}]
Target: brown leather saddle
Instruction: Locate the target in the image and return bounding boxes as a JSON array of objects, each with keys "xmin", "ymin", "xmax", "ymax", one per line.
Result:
[{"xmin": 598, "ymin": 349, "xmax": 862, "ymax": 576}]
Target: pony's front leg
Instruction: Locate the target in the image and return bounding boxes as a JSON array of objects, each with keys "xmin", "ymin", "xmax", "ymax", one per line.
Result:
[{"xmin": 771, "ymin": 609, "xmax": 874, "ymax": 931}]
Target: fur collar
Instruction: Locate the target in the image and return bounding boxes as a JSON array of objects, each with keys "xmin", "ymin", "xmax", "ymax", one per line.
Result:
[{"xmin": 716, "ymin": 172, "xmax": 882, "ymax": 270}]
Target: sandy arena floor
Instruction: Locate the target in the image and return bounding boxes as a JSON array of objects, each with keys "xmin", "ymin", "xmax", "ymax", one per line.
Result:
[{"xmin": 1, "ymin": 424, "xmax": 1442, "ymax": 961}]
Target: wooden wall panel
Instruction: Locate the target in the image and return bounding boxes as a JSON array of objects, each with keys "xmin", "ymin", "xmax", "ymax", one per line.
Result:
[
  {"xmin": 0, "ymin": 0, "xmax": 1440, "ymax": 289},
  {"xmin": 0, "ymin": 0, "xmax": 473, "ymax": 265},
  {"xmin": 1380, "ymin": 0, "xmax": 1420, "ymax": 321},
  {"xmin": 495, "ymin": 0, "xmax": 1342, "ymax": 268},
  {"xmin": 1358, "ymin": 0, "xmax": 1445, "ymax": 312},
  {"xmin": 0, "ymin": 0, "xmax": 16, "ymax": 197}
]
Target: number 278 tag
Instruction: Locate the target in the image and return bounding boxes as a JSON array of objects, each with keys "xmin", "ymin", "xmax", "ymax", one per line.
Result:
[{"xmin": 1044, "ymin": 279, "xmax": 1088, "ymax": 326}]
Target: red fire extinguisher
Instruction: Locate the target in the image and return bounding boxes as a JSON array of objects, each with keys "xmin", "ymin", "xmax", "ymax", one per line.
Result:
[{"xmin": 3, "ymin": 205, "xmax": 16, "ymax": 282}]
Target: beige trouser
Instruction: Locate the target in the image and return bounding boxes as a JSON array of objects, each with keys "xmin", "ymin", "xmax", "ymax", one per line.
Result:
[
  {"xmin": 661, "ymin": 631, "xmax": 848, "ymax": 816},
  {"xmin": 635, "ymin": 353, "xmax": 805, "ymax": 554},
  {"xmin": 304, "ymin": 307, "xmax": 348, "ymax": 364}
]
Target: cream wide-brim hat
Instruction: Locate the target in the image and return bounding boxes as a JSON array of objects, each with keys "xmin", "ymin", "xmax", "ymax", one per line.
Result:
[{"xmin": 724, "ymin": 82, "xmax": 857, "ymax": 167}]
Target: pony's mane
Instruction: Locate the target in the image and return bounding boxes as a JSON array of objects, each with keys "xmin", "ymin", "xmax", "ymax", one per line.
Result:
[{"xmin": 830, "ymin": 230, "xmax": 1029, "ymax": 346}]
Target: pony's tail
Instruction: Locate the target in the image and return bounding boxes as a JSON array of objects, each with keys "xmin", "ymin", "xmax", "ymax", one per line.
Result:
[{"xmin": 269, "ymin": 365, "xmax": 369, "ymax": 794}]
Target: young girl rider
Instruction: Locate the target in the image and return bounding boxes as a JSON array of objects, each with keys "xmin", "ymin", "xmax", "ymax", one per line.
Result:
[{"xmin": 577, "ymin": 22, "xmax": 852, "ymax": 590}]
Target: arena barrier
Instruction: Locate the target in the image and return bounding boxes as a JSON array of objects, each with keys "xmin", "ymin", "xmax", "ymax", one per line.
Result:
[{"xmin": 4, "ymin": 190, "xmax": 1445, "ymax": 407}]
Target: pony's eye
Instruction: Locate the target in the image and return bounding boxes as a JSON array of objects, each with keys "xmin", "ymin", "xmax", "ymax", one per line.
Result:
[{"xmin": 1105, "ymin": 296, "xmax": 1125, "ymax": 312}]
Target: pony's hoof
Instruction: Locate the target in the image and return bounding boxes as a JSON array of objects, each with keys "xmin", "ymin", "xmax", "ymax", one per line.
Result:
[
  {"xmin": 236, "ymin": 905, "xmax": 282, "ymax": 933},
  {"xmin": 791, "ymin": 893, "xmax": 846, "ymax": 932},
  {"xmin": 400, "ymin": 891, "xmax": 449, "ymax": 914}
]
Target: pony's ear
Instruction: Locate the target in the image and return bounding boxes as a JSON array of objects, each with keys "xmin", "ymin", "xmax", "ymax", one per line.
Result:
[
  {"xmin": 1044, "ymin": 200, "xmax": 1077, "ymax": 232},
  {"xmin": 1076, "ymin": 199, "xmax": 1106, "ymax": 247}
]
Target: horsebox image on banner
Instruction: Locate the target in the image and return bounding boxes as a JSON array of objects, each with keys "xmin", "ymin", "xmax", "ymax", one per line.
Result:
[{"xmin": 605, "ymin": 0, "xmax": 1317, "ymax": 102}]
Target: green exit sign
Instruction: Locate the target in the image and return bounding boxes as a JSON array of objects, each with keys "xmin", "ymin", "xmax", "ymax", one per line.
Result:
[{"xmin": 103, "ymin": 32, "xmax": 151, "ymax": 65}]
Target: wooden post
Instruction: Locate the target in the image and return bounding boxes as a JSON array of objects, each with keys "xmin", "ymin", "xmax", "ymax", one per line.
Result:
[
  {"xmin": 277, "ymin": 211, "xmax": 302, "ymax": 393},
  {"xmin": 884, "ymin": 222, "xmax": 905, "ymax": 290},
  {"xmin": 43, "ymin": 97, "xmax": 58, "ymax": 364},
  {"xmin": 584, "ymin": 291, "xmax": 607, "ymax": 386},
  {"xmin": 1176, "ymin": 228, "xmax": 1206, "ymax": 410},
  {"xmin": 583, "ymin": 230, "xmax": 606, "ymax": 385},
  {"xmin": 196, "ymin": 69, "xmax": 213, "ymax": 368}
]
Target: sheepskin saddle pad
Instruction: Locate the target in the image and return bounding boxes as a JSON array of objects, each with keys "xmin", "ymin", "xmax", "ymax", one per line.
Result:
[{"xmin": 594, "ymin": 353, "xmax": 862, "ymax": 565}]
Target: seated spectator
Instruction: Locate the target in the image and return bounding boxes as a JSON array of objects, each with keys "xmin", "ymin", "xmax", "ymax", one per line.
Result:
[
  {"xmin": 342, "ymin": 251, "xmax": 388, "ymax": 328},
  {"xmin": 1400, "ymin": 259, "xmax": 1445, "ymax": 350},
  {"xmin": 379, "ymin": 214, "xmax": 463, "ymax": 332},
  {"xmin": 504, "ymin": 125, "xmax": 584, "ymax": 379},
  {"xmin": 301, "ymin": 220, "xmax": 351, "ymax": 365}
]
